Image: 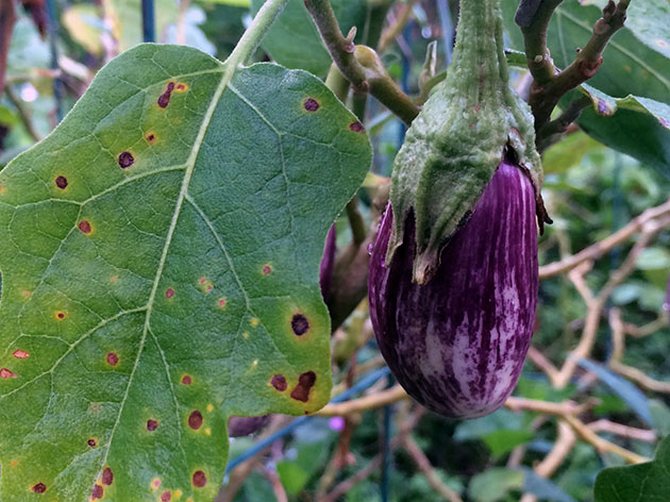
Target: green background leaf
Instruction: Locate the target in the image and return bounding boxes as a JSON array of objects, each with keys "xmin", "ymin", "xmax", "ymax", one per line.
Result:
[
  {"xmin": 594, "ymin": 435, "xmax": 670, "ymax": 501},
  {"xmin": 250, "ymin": 0, "xmax": 369, "ymax": 76},
  {"xmin": 0, "ymin": 44, "xmax": 371, "ymax": 501},
  {"xmin": 502, "ymin": 0, "xmax": 670, "ymax": 102}
]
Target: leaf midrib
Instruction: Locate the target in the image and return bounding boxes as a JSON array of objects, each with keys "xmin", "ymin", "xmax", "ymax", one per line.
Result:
[{"xmin": 97, "ymin": 61, "xmax": 232, "ymax": 477}]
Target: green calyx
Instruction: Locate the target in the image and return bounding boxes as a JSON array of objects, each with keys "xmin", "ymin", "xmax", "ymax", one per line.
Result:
[{"xmin": 388, "ymin": 0, "xmax": 544, "ymax": 285}]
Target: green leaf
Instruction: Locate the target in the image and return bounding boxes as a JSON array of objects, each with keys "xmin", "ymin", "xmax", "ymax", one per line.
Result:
[
  {"xmin": 250, "ymin": 0, "xmax": 369, "ymax": 76},
  {"xmin": 636, "ymin": 247, "xmax": 670, "ymax": 271},
  {"xmin": 502, "ymin": 0, "xmax": 670, "ymax": 102},
  {"xmin": 469, "ymin": 468, "xmax": 524, "ymax": 502},
  {"xmin": 649, "ymin": 399, "xmax": 670, "ymax": 437},
  {"xmin": 0, "ymin": 44, "xmax": 371, "ymax": 501},
  {"xmin": 594, "ymin": 435, "xmax": 670, "ymax": 501},
  {"xmin": 542, "ymin": 131, "xmax": 603, "ymax": 174},
  {"xmin": 569, "ymin": 85, "xmax": 670, "ymax": 174}
]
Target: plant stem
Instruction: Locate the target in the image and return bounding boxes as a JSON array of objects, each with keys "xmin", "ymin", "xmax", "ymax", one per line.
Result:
[
  {"xmin": 304, "ymin": 0, "xmax": 368, "ymax": 92},
  {"xmin": 519, "ymin": 0, "xmax": 631, "ymax": 131},
  {"xmin": 224, "ymin": 0, "xmax": 289, "ymax": 74},
  {"xmin": 0, "ymin": 0, "xmax": 16, "ymax": 97}
]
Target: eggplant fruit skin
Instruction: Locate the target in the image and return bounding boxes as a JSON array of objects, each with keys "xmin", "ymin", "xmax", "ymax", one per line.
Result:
[
  {"xmin": 227, "ymin": 415, "xmax": 270, "ymax": 437},
  {"xmin": 369, "ymin": 161, "xmax": 538, "ymax": 419}
]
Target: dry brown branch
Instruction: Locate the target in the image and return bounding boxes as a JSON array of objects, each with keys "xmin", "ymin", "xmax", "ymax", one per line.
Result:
[
  {"xmin": 587, "ymin": 419, "xmax": 657, "ymax": 443},
  {"xmin": 378, "ymin": 0, "xmax": 421, "ymax": 52},
  {"xmin": 261, "ymin": 465, "xmax": 288, "ymax": 502},
  {"xmin": 317, "ymin": 384, "xmax": 408, "ymax": 416},
  {"xmin": 0, "ymin": 0, "xmax": 17, "ymax": 96},
  {"xmin": 562, "ymin": 414, "xmax": 649, "ymax": 464},
  {"xmin": 624, "ymin": 316, "xmax": 669, "ymax": 338},
  {"xmin": 403, "ymin": 435, "xmax": 463, "ymax": 502},
  {"xmin": 610, "ymin": 362, "xmax": 670, "ymax": 394},
  {"xmin": 321, "ymin": 409, "xmax": 423, "ymax": 502},
  {"xmin": 609, "ymin": 307, "xmax": 670, "ymax": 393},
  {"xmin": 540, "ymin": 199, "xmax": 670, "ymax": 279},
  {"xmin": 536, "ymin": 421, "xmax": 577, "ymax": 478},
  {"xmin": 520, "ymin": 420, "xmax": 577, "ymax": 502}
]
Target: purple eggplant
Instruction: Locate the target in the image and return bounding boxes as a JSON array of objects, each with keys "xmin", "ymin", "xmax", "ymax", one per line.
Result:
[
  {"xmin": 228, "ymin": 415, "xmax": 270, "ymax": 437},
  {"xmin": 369, "ymin": 161, "xmax": 538, "ymax": 419}
]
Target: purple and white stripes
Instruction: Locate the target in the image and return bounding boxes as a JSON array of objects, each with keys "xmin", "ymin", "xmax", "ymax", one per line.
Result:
[{"xmin": 368, "ymin": 161, "xmax": 538, "ymax": 418}]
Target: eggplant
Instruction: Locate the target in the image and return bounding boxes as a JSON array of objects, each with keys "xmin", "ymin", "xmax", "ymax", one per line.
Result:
[{"xmin": 369, "ymin": 161, "xmax": 538, "ymax": 418}]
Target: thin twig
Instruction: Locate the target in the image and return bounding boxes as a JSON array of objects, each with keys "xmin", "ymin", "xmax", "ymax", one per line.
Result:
[
  {"xmin": 540, "ymin": 199, "xmax": 670, "ymax": 279},
  {"xmin": 5, "ymin": 85, "xmax": 42, "ymax": 142},
  {"xmin": 0, "ymin": 0, "xmax": 17, "ymax": 96},
  {"xmin": 303, "ymin": 0, "xmax": 368, "ymax": 92},
  {"xmin": 377, "ymin": 0, "xmax": 421, "ymax": 53},
  {"xmin": 403, "ymin": 435, "xmax": 463, "ymax": 502},
  {"xmin": 519, "ymin": 0, "xmax": 630, "ymax": 131}
]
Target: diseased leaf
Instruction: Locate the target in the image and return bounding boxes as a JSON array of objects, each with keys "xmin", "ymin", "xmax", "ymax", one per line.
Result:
[
  {"xmin": 594, "ymin": 435, "xmax": 670, "ymax": 501},
  {"xmin": 250, "ymin": 0, "xmax": 369, "ymax": 76},
  {"xmin": 0, "ymin": 44, "xmax": 371, "ymax": 501}
]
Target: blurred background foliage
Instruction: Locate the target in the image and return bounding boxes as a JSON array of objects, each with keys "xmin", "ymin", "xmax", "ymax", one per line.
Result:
[{"xmin": 1, "ymin": 0, "xmax": 669, "ymax": 501}]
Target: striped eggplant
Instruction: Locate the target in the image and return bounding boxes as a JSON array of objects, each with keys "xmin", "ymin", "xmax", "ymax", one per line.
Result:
[
  {"xmin": 369, "ymin": 161, "xmax": 538, "ymax": 418},
  {"xmin": 369, "ymin": 0, "xmax": 549, "ymax": 418}
]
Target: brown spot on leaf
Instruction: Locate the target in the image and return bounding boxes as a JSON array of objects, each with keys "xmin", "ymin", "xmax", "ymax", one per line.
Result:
[
  {"xmin": 78, "ymin": 220, "xmax": 92, "ymax": 234},
  {"xmin": 55, "ymin": 176, "xmax": 68, "ymax": 189},
  {"xmin": 188, "ymin": 410, "xmax": 203, "ymax": 431},
  {"xmin": 198, "ymin": 277, "xmax": 213, "ymax": 294},
  {"xmin": 118, "ymin": 151, "xmax": 134, "ymax": 169},
  {"xmin": 106, "ymin": 352, "xmax": 119, "ymax": 366},
  {"xmin": 158, "ymin": 82, "xmax": 176, "ymax": 108},
  {"xmin": 55, "ymin": 310, "xmax": 68, "ymax": 320},
  {"xmin": 291, "ymin": 314, "xmax": 309, "ymax": 336},
  {"xmin": 147, "ymin": 419, "xmax": 159, "ymax": 431},
  {"xmin": 181, "ymin": 374, "xmax": 192, "ymax": 385},
  {"xmin": 188, "ymin": 410, "xmax": 203, "ymax": 430},
  {"xmin": 151, "ymin": 478, "xmax": 162, "ymax": 490},
  {"xmin": 271, "ymin": 374, "xmax": 287, "ymax": 392},
  {"xmin": 290, "ymin": 371, "xmax": 316, "ymax": 402},
  {"xmin": 102, "ymin": 467, "xmax": 113, "ymax": 485},
  {"xmin": 217, "ymin": 297, "xmax": 227, "ymax": 309},
  {"xmin": 349, "ymin": 121, "xmax": 365, "ymax": 133},
  {"xmin": 161, "ymin": 491, "xmax": 172, "ymax": 502},
  {"xmin": 91, "ymin": 484, "xmax": 103, "ymax": 499},
  {"xmin": 12, "ymin": 349, "xmax": 29, "ymax": 359},
  {"xmin": 87, "ymin": 438, "xmax": 97, "ymax": 447},
  {"xmin": 165, "ymin": 288, "xmax": 175, "ymax": 299},
  {"xmin": 192, "ymin": 470, "xmax": 207, "ymax": 488},
  {"xmin": 146, "ymin": 132, "xmax": 157, "ymax": 143},
  {"xmin": 0, "ymin": 368, "xmax": 16, "ymax": 379},
  {"xmin": 175, "ymin": 82, "xmax": 189, "ymax": 92},
  {"xmin": 32, "ymin": 482, "xmax": 47, "ymax": 493},
  {"xmin": 303, "ymin": 98, "xmax": 320, "ymax": 112},
  {"xmin": 262, "ymin": 264, "xmax": 272, "ymax": 276}
]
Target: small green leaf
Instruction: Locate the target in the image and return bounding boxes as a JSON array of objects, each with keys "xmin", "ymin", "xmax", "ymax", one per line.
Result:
[
  {"xmin": 636, "ymin": 247, "xmax": 670, "ymax": 271},
  {"xmin": 0, "ymin": 44, "xmax": 371, "ymax": 501},
  {"xmin": 469, "ymin": 468, "xmax": 524, "ymax": 502},
  {"xmin": 250, "ymin": 0, "xmax": 369, "ymax": 76},
  {"xmin": 594, "ymin": 435, "xmax": 670, "ymax": 501}
]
